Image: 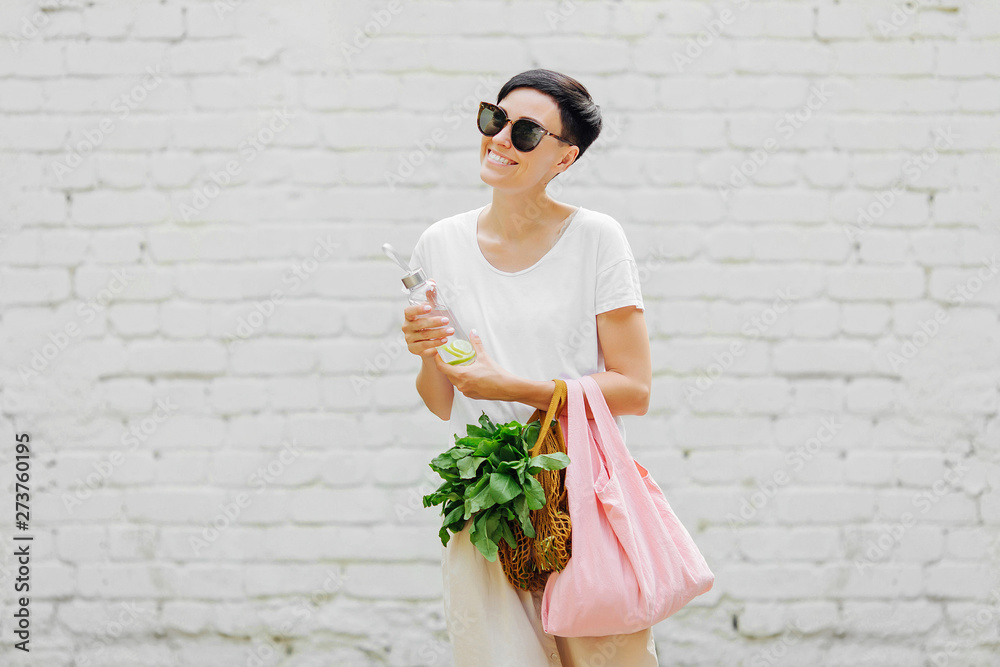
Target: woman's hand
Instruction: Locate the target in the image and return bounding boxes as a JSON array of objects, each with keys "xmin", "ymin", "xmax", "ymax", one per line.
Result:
[
  {"xmin": 402, "ymin": 303, "xmax": 452, "ymax": 359},
  {"xmin": 433, "ymin": 330, "xmax": 515, "ymax": 401}
]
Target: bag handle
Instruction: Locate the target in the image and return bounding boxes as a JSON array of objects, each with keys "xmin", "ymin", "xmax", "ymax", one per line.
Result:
[
  {"xmin": 528, "ymin": 379, "xmax": 568, "ymax": 457},
  {"xmin": 577, "ymin": 375, "xmax": 645, "ymax": 492},
  {"xmin": 562, "ymin": 377, "xmax": 592, "ymax": 489}
]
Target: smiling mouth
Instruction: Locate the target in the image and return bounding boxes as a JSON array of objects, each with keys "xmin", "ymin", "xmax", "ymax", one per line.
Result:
[{"xmin": 486, "ymin": 149, "xmax": 518, "ymax": 166}]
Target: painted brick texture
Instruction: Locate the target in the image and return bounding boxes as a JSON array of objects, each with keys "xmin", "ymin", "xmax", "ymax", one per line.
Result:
[{"xmin": 1, "ymin": 1, "xmax": 998, "ymax": 666}]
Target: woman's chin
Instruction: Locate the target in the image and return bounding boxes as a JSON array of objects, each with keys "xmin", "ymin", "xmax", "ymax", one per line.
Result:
[{"xmin": 479, "ymin": 167, "xmax": 507, "ymax": 186}]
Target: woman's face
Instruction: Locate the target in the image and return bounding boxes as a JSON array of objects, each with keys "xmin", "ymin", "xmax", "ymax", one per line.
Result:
[{"xmin": 479, "ymin": 87, "xmax": 579, "ymax": 192}]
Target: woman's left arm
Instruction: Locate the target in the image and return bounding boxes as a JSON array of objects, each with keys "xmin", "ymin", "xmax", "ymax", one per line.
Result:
[
  {"xmin": 434, "ymin": 306, "xmax": 652, "ymax": 418},
  {"xmin": 503, "ymin": 305, "xmax": 652, "ymax": 418}
]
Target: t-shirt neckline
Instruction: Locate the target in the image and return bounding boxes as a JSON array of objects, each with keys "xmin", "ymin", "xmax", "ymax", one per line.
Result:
[{"xmin": 472, "ymin": 204, "xmax": 583, "ymax": 277}]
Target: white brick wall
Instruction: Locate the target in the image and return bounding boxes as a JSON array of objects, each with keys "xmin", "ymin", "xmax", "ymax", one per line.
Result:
[{"xmin": 0, "ymin": 0, "xmax": 998, "ymax": 665}]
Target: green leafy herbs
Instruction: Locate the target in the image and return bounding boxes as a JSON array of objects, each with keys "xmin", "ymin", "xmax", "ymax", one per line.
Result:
[{"xmin": 422, "ymin": 411, "xmax": 570, "ymax": 562}]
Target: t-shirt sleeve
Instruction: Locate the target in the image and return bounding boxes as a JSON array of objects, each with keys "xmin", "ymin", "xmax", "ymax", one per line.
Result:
[
  {"xmin": 595, "ymin": 220, "xmax": 644, "ymax": 314},
  {"xmin": 596, "ymin": 258, "xmax": 644, "ymax": 314}
]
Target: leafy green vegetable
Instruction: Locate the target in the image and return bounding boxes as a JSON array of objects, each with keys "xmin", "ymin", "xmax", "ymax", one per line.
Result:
[{"xmin": 422, "ymin": 410, "xmax": 571, "ymax": 561}]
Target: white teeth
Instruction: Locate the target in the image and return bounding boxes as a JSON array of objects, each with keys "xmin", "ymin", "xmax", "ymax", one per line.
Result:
[{"xmin": 487, "ymin": 150, "xmax": 516, "ymax": 165}]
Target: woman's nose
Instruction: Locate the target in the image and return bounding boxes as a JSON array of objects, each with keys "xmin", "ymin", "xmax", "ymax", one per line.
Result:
[{"xmin": 490, "ymin": 121, "xmax": 513, "ymax": 145}]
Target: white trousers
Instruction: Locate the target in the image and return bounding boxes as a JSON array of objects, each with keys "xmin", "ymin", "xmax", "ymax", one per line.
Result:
[{"xmin": 442, "ymin": 520, "xmax": 660, "ymax": 667}]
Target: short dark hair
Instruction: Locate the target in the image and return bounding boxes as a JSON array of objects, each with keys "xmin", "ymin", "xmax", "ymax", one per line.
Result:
[{"xmin": 496, "ymin": 68, "xmax": 603, "ymax": 167}]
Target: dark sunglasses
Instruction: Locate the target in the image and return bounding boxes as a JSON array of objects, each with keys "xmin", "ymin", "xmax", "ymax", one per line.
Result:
[{"xmin": 477, "ymin": 101, "xmax": 576, "ymax": 153}]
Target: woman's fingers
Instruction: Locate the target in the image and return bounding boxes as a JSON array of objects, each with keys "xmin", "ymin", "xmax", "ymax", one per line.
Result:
[
  {"xmin": 403, "ymin": 305, "xmax": 451, "ymax": 357},
  {"xmin": 404, "ymin": 313, "xmax": 450, "ymax": 334},
  {"xmin": 419, "ymin": 337, "xmax": 449, "ymax": 357},
  {"xmin": 403, "ymin": 303, "xmax": 428, "ymax": 322}
]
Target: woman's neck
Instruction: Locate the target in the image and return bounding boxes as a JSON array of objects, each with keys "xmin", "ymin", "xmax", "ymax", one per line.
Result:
[{"xmin": 482, "ymin": 191, "xmax": 572, "ymax": 242}]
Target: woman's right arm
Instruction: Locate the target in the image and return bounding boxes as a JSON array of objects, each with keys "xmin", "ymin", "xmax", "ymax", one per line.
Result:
[
  {"xmin": 417, "ymin": 354, "xmax": 454, "ymax": 421},
  {"xmin": 403, "ymin": 303, "xmax": 455, "ymax": 421}
]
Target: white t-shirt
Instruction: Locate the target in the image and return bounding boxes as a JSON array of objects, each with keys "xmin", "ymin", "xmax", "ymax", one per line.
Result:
[{"xmin": 408, "ymin": 203, "xmax": 645, "ymax": 446}]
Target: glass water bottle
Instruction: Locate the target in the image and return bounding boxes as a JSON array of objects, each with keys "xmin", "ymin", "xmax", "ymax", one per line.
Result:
[{"xmin": 402, "ymin": 268, "xmax": 477, "ymax": 366}]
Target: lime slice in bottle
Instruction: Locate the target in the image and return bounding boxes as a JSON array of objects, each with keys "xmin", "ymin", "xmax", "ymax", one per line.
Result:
[{"xmin": 441, "ymin": 338, "xmax": 476, "ymax": 365}]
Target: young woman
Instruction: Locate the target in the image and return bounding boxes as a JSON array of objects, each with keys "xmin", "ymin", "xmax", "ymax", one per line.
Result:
[{"xmin": 402, "ymin": 69, "xmax": 657, "ymax": 666}]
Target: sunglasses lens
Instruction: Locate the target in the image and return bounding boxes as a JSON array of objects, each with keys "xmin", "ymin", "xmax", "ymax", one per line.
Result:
[
  {"xmin": 478, "ymin": 106, "xmax": 504, "ymax": 136},
  {"xmin": 477, "ymin": 104, "xmax": 548, "ymax": 152},
  {"xmin": 511, "ymin": 120, "xmax": 544, "ymax": 152}
]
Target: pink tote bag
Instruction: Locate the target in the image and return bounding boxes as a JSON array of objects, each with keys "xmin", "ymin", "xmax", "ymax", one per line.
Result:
[{"xmin": 539, "ymin": 375, "xmax": 715, "ymax": 637}]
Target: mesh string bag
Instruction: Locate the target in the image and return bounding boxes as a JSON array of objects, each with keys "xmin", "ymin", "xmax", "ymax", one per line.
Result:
[{"xmin": 498, "ymin": 378, "xmax": 573, "ymax": 591}]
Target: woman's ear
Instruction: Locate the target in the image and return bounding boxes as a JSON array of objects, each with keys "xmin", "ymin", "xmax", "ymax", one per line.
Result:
[{"xmin": 560, "ymin": 145, "xmax": 579, "ymax": 170}]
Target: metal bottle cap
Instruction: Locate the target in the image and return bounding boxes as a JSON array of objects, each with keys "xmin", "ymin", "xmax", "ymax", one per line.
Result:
[{"xmin": 401, "ymin": 267, "xmax": 427, "ymax": 289}]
